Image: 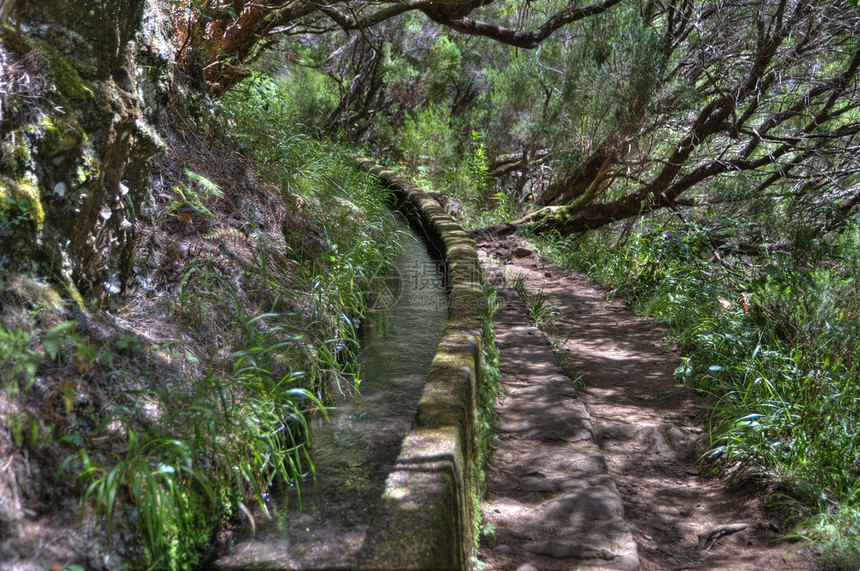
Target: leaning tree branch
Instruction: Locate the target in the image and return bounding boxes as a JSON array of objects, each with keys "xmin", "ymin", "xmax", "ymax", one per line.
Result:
[
  {"xmin": 315, "ymin": 0, "xmax": 432, "ymax": 32},
  {"xmin": 424, "ymin": 0, "xmax": 624, "ymax": 49}
]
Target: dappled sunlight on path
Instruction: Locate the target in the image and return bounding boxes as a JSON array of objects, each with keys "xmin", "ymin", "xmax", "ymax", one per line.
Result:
[
  {"xmin": 476, "ymin": 256, "xmax": 638, "ymax": 571},
  {"xmin": 475, "ymin": 237, "xmax": 822, "ymax": 571}
]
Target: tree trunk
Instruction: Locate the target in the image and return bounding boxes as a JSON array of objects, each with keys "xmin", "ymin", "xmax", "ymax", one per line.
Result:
[
  {"xmin": 475, "ymin": 187, "xmax": 688, "ymax": 239},
  {"xmin": 523, "ymin": 192, "xmax": 652, "ymax": 235}
]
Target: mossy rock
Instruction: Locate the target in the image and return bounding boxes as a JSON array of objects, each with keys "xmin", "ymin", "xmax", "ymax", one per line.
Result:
[
  {"xmin": 1, "ymin": 134, "xmax": 34, "ymax": 178},
  {"xmin": 38, "ymin": 115, "xmax": 87, "ymax": 157},
  {"xmin": 41, "ymin": 43, "xmax": 95, "ymax": 102},
  {"xmin": 0, "ymin": 28, "xmax": 93, "ymax": 103},
  {"xmin": 0, "ymin": 174, "xmax": 44, "ymax": 230},
  {"xmin": 26, "ymin": 0, "xmax": 147, "ymax": 76},
  {"xmin": 3, "ymin": 276, "xmax": 65, "ymax": 313}
]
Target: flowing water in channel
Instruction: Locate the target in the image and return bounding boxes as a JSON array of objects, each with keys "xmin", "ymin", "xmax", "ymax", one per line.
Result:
[{"xmin": 214, "ymin": 220, "xmax": 448, "ymax": 569}]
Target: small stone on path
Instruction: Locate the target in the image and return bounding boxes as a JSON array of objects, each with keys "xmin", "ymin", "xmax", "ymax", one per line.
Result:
[{"xmin": 514, "ymin": 247, "xmax": 533, "ymax": 258}]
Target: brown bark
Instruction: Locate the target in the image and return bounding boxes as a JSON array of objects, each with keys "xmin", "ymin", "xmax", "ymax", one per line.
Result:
[
  {"xmin": 424, "ymin": 0, "xmax": 624, "ymax": 49},
  {"xmin": 540, "ymin": 148, "xmax": 615, "ymax": 206},
  {"xmin": 502, "ymin": 0, "xmax": 860, "ymax": 239},
  {"xmin": 184, "ymin": 0, "xmax": 625, "ymax": 95}
]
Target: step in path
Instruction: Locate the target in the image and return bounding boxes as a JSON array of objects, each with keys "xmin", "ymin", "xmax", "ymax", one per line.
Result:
[{"xmin": 477, "ymin": 251, "xmax": 640, "ymax": 571}]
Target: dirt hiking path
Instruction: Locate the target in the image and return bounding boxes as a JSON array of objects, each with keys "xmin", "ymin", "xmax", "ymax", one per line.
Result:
[{"xmin": 475, "ymin": 237, "xmax": 822, "ymax": 571}]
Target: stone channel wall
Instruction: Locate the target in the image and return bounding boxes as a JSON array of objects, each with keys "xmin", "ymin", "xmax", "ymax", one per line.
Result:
[{"xmin": 352, "ymin": 157, "xmax": 485, "ymax": 570}]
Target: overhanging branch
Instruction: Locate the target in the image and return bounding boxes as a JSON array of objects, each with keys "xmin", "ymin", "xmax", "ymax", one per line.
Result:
[{"xmin": 424, "ymin": 0, "xmax": 624, "ymax": 49}]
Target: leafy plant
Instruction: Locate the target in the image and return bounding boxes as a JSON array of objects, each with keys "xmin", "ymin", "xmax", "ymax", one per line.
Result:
[
  {"xmin": 506, "ymin": 266, "xmax": 561, "ymax": 329},
  {"xmin": 398, "ymin": 104, "xmax": 456, "ymax": 184},
  {"xmin": 166, "ymin": 169, "xmax": 225, "ymax": 219},
  {"xmin": 522, "ymin": 289, "xmax": 561, "ymax": 330},
  {"xmin": 508, "ymin": 271, "xmax": 526, "ymax": 294},
  {"xmin": 465, "ymin": 130, "xmax": 490, "ymax": 200},
  {"xmin": 472, "ymin": 288, "xmax": 502, "ymax": 554},
  {"xmin": 0, "ymin": 195, "xmax": 37, "ymax": 226},
  {"xmin": 0, "ymin": 324, "xmax": 40, "ymax": 396},
  {"xmin": 64, "ymin": 340, "xmax": 328, "ymax": 569}
]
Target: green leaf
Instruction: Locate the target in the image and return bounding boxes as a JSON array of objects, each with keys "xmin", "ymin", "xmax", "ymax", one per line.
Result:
[
  {"xmin": 184, "ymin": 169, "xmax": 225, "ymax": 198},
  {"xmin": 61, "ymin": 433, "xmax": 84, "ymax": 446},
  {"xmin": 42, "ymin": 320, "xmax": 84, "ymax": 361},
  {"xmin": 42, "ymin": 337, "xmax": 61, "ymax": 361}
]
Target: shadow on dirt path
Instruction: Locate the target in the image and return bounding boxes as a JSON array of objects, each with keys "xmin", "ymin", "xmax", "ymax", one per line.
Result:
[{"xmin": 477, "ymin": 236, "xmax": 823, "ymax": 571}]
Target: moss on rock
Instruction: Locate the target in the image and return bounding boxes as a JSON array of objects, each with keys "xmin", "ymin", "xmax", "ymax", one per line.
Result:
[
  {"xmin": 40, "ymin": 43, "xmax": 95, "ymax": 102},
  {"xmin": 0, "ymin": 0, "xmax": 165, "ymax": 296},
  {"xmin": 0, "ymin": 173, "xmax": 44, "ymax": 230},
  {"xmin": 1, "ymin": 134, "xmax": 34, "ymax": 178},
  {"xmin": 5, "ymin": 276, "xmax": 65, "ymax": 312}
]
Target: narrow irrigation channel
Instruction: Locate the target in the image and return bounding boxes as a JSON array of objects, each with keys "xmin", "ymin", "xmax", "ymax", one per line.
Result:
[{"xmin": 214, "ymin": 216, "xmax": 449, "ymax": 569}]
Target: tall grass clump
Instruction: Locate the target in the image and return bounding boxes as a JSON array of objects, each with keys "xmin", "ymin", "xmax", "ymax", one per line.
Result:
[
  {"xmin": 53, "ymin": 73, "xmax": 407, "ymax": 568},
  {"xmin": 530, "ymin": 217, "xmax": 860, "ymax": 567},
  {"xmin": 472, "ymin": 289, "xmax": 501, "ymax": 568},
  {"xmin": 68, "ymin": 353, "xmax": 324, "ymax": 570},
  {"xmin": 217, "ymin": 72, "xmax": 404, "ymax": 398}
]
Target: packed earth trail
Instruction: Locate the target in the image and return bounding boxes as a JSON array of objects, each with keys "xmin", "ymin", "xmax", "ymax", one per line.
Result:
[{"xmin": 475, "ymin": 236, "xmax": 822, "ymax": 571}]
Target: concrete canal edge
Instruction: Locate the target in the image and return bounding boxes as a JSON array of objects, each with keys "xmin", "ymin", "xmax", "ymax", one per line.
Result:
[{"xmin": 353, "ymin": 156, "xmax": 485, "ymax": 570}]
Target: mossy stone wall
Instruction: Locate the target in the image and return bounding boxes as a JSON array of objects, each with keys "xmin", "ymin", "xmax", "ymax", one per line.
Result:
[{"xmin": 353, "ymin": 157, "xmax": 485, "ymax": 570}]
